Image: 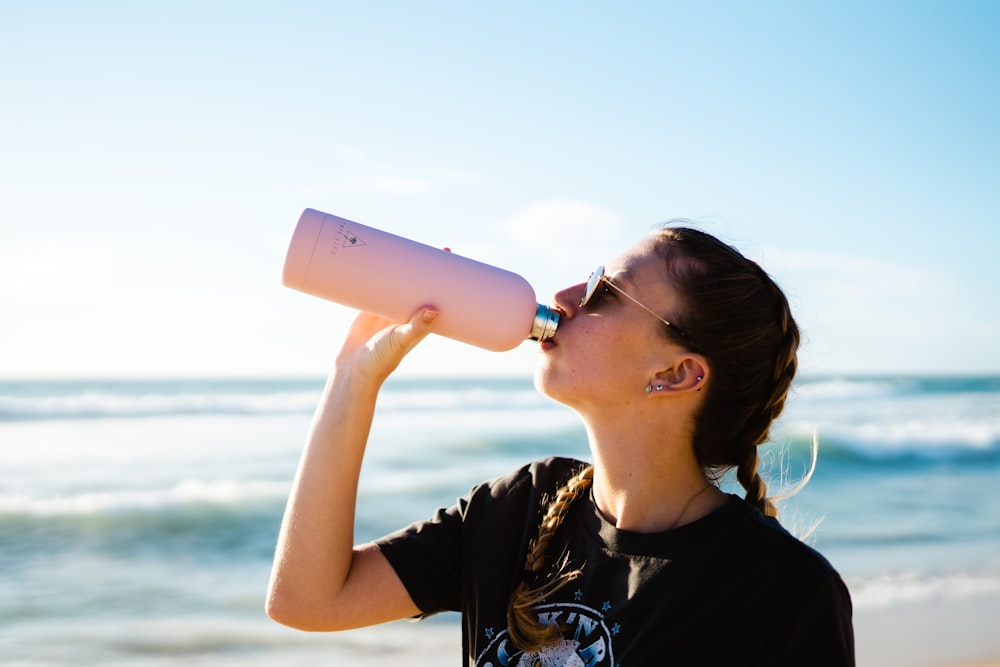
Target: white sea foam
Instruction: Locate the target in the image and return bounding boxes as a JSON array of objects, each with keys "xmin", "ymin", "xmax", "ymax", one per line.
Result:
[
  {"xmin": 778, "ymin": 419, "xmax": 1000, "ymax": 458},
  {"xmin": 779, "ymin": 383, "xmax": 1000, "ymax": 456},
  {"xmin": 0, "ymin": 478, "xmax": 289, "ymax": 516},
  {"xmin": 0, "ymin": 382, "xmax": 554, "ymax": 421},
  {"xmin": 795, "ymin": 378, "xmax": 909, "ymax": 401},
  {"xmin": 0, "ymin": 390, "xmax": 320, "ymax": 421},
  {"xmin": 378, "ymin": 386, "xmax": 549, "ymax": 411},
  {"xmin": 849, "ymin": 570, "xmax": 1000, "ymax": 609}
]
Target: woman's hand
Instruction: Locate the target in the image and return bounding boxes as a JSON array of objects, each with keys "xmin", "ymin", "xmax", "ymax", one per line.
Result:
[{"xmin": 334, "ymin": 307, "xmax": 439, "ymax": 387}]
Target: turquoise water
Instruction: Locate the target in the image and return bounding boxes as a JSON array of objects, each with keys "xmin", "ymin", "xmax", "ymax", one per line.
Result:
[{"xmin": 1, "ymin": 375, "xmax": 998, "ymax": 663}]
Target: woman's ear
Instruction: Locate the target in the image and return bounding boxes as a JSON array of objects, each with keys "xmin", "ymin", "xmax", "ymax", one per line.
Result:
[{"xmin": 647, "ymin": 355, "xmax": 708, "ymax": 396}]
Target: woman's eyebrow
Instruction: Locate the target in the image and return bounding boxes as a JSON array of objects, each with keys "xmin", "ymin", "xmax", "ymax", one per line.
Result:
[{"xmin": 607, "ymin": 269, "xmax": 637, "ymax": 290}]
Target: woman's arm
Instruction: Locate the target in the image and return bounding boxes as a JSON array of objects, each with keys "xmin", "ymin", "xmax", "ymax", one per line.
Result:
[{"xmin": 265, "ymin": 307, "xmax": 438, "ymax": 631}]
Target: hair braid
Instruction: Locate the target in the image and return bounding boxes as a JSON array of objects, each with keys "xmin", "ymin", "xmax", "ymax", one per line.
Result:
[
  {"xmin": 734, "ymin": 272, "xmax": 800, "ymax": 516},
  {"xmin": 655, "ymin": 227, "xmax": 802, "ymax": 518},
  {"xmin": 507, "ymin": 465, "xmax": 594, "ymax": 652}
]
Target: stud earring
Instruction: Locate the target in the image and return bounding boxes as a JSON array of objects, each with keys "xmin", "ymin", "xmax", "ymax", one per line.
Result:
[{"xmin": 696, "ymin": 375, "xmax": 703, "ymax": 382}]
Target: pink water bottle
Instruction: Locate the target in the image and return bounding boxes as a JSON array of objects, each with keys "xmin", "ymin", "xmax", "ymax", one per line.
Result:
[{"xmin": 282, "ymin": 209, "xmax": 559, "ymax": 351}]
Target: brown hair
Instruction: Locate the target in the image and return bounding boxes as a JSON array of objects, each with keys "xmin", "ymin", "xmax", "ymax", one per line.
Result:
[
  {"xmin": 655, "ymin": 226, "xmax": 800, "ymax": 517},
  {"xmin": 507, "ymin": 465, "xmax": 594, "ymax": 652},
  {"xmin": 506, "ymin": 226, "xmax": 801, "ymax": 650}
]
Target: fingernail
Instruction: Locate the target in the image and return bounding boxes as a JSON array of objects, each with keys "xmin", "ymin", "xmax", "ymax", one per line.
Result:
[{"xmin": 422, "ymin": 309, "xmax": 438, "ymax": 322}]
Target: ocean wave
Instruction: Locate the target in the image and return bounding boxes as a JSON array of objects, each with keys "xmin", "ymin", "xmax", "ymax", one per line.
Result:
[
  {"xmin": 849, "ymin": 570, "xmax": 1000, "ymax": 609},
  {"xmin": 775, "ymin": 424, "xmax": 1000, "ymax": 463},
  {"xmin": 796, "ymin": 376, "xmax": 1000, "ymax": 402},
  {"xmin": 0, "ymin": 479, "xmax": 289, "ymax": 517},
  {"xmin": 778, "ymin": 420, "xmax": 1000, "ymax": 463},
  {"xmin": 777, "ymin": 382, "xmax": 1000, "ymax": 462},
  {"xmin": 0, "ymin": 379, "xmax": 553, "ymax": 421},
  {"xmin": 0, "ymin": 390, "xmax": 321, "ymax": 421},
  {"xmin": 377, "ymin": 387, "xmax": 549, "ymax": 412},
  {"xmin": 795, "ymin": 378, "xmax": 910, "ymax": 401}
]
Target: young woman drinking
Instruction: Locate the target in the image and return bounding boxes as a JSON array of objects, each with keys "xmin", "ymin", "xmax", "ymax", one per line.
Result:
[{"xmin": 267, "ymin": 226, "xmax": 855, "ymax": 666}]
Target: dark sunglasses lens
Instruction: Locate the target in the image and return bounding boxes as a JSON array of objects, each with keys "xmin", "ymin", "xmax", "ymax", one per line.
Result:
[{"xmin": 581, "ymin": 265, "xmax": 605, "ymax": 307}]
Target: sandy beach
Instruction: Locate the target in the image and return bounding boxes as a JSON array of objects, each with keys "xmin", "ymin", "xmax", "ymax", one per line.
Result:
[
  {"xmin": 126, "ymin": 590, "xmax": 999, "ymax": 667},
  {"xmin": 319, "ymin": 592, "xmax": 1000, "ymax": 667},
  {"xmin": 853, "ymin": 592, "xmax": 1000, "ymax": 667}
]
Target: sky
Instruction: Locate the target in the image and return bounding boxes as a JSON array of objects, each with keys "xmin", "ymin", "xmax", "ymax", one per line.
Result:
[{"xmin": 1, "ymin": 1, "xmax": 998, "ymax": 379}]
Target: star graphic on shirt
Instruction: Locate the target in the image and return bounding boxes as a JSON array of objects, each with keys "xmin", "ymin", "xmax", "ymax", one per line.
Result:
[
  {"xmin": 484, "ymin": 627, "xmax": 495, "ymax": 640},
  {"xmin": 602, "ymin": 600, "xmax": 612, "ymax": 612},
  {"xmin": 574, "ymin": 589, "xmax": 583, "ymax": 601},
  {"xmin": 611, "ymin": 623, "xmax": 621, "ymax": 635}
]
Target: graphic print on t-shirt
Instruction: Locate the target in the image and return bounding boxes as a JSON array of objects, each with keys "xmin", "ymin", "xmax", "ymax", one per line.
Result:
[{"xmin": 475, "ymin": 599, "xmax": 616, "ymax": 667}]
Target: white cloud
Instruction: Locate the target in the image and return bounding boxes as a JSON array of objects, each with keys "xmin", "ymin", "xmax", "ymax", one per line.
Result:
[
  {"xmin": 498, "ymin": 198, "xmax": 626, "ymax": 265},
  {"xmin": 275, "ymin": 146, "xmax": 483, "ymax": 197},
  {"xmin": 499, "ymin": 198, "xmax": 625, "ymax": 246},
  {"xmin": 491, "ymin": 198, "xmax": 630, "ymax": 299},
  {"xmin": 0, "ymin": 245, "xmax": 112, "ymax": 301},
  {"xmin": 761, "ymin": 248, "xmax": 951, "ymax": 301},
  {"xmin": 758, "ymin": 246, "xmax": 985, "ymax": 373}
]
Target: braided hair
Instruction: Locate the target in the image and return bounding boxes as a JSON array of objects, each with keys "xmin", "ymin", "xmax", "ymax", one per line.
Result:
[
  {"xmin": 506, "ymin": 226, "xmax": 801, "ymax": 649},
  {"xmin": 655, "ymin": 227, "xmax": 800, "ymax": 517},
  {"xmin": 506, "ymin": 465, "xmax": 594, "ymax": 652}
]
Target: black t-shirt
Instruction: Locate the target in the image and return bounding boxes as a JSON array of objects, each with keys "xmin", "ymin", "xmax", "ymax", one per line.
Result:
[{"xmin": 377, "ymin": 456, "xmax": 855, "ymax": 666}]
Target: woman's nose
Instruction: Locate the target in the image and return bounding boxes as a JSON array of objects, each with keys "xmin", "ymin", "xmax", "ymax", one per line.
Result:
[{"xmin": 552, "ymin": 282, "xmax": 586, "ymax": 318}]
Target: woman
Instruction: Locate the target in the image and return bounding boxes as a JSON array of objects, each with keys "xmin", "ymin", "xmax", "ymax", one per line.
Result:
[{"xmin": 266, "ymin": 226, "xmax": 855, "ymax": 666}]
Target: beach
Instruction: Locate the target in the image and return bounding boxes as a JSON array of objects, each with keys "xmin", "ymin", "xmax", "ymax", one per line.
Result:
[
  {"xmin": 9, "ymin": 601, "xmax": 999, "ymax": 667},
  {"xmin": 855, "ymin": 594, "xmax": 1000, "ymax": 667},
  {"xmin": 9, "ymin": 603, "xmax": 999, "ymax": 667},
  {"xmin": 2, "ymin": 375, "xmax": 998, "ymax": 665}
]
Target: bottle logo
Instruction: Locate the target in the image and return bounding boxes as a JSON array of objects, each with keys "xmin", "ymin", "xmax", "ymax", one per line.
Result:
[{"xmin": 342, "ymin": 230, "xmax": 367, "ymax": 248}]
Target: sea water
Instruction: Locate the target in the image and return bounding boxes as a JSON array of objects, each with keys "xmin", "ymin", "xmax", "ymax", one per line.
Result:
[{"xmin": 1, "ymin": 375, "xmax": 998, "ymax": 664}]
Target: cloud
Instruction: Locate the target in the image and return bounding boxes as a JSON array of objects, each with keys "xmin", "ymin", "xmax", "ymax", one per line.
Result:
[
  {"xmin": 761, "ymin": 248, "xmax": 951, "ymax": 301},
  {"xmin": 0, "ymin": 245, "xmax": 112, "ymax": 301},
  {"xmin": 498, "ymin": 198, "xmax": 626, "ymax": 264},
  {"xmin": 757, "ymin": 246, "xmax": 985, "ymax": 372},
  {"xmin": 760, "ymin": 247, "xmax": 960, "ymax": 339},
  {"xmin": 276, "ymin": 146, "xmax": 483, "ymax": 197}
]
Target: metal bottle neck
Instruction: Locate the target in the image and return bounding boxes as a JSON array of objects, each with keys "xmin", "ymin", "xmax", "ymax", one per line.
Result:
[{"xmin": 528, "ymin": 304, "xmax": 559, "ymax": 342}]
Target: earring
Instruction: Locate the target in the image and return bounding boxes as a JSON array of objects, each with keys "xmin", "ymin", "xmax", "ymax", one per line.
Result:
[
  {"xmin": 645, "ymin": 384, "xmax": 652, "ymax": 395},
  {"xmin": 696, "ymin": 375, "xmax": 703, "ymax": 382}
]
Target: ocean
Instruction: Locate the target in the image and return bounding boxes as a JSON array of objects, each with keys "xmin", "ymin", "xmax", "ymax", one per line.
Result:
[{"xmin": 1, "ymin": 375, "xmax": 998, "ymax": 665}]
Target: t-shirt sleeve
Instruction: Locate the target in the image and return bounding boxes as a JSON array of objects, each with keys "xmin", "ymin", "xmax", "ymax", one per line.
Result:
[
  {"xmin": 375, "ymin": 493, "xmax": 470, "ymax": 616},
  {"xmin": 755, "ymin": 571, "xmax": 856, "ymax": 666},
  {"xmin": 373, "ymin": 457, "xmax": 579, "ymax": 618}
]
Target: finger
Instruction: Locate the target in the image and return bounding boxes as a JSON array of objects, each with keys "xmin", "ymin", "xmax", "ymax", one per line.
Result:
[{"xmin": 392, "ymin": 307, "xmax": 438, "ymax": 353}]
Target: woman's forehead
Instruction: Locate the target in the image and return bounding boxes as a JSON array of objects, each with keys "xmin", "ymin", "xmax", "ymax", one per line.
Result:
[{"xmin": 606, "ymin": 237, "xmax": 661, "ymax": 274}]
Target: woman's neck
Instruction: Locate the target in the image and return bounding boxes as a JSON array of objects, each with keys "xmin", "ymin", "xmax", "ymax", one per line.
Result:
[{"xmin": 584, "ymin": 419, "xmax": 725, "ymax": 533}]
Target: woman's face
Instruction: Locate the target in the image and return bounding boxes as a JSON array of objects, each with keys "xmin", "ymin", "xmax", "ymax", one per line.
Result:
[{"xmin": 535, "ymin": 237, "xmax": 690, "ymax": 410}]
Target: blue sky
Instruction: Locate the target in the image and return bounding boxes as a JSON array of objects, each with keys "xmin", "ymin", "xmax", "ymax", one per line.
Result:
[{"xmin": 2, "ymin": 2, "xmax": 998, "ymax": 378}]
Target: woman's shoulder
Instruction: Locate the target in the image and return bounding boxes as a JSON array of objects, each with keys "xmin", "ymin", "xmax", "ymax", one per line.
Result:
[
  {"xmin": 459, "ymin": 457, "xmax": 589, "ymax": 524},
  {"xmin": 474, "ymin": 456, "xmax": 589, "ymax": 497},
  {"xmin": 722, "ymin": 495, "xmax": 843, "ymax": 581}
]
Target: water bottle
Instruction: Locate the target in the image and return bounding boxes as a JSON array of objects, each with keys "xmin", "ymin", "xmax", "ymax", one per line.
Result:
[{"xmin": 282, "ymin": 208, "xmax": 559, "ymax": 351}]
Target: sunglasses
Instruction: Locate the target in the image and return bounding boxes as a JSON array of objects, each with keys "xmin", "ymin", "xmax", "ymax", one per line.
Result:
[{"xmin": 581, "ymin": 265, "xmax": 698, "ymax": 349}]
